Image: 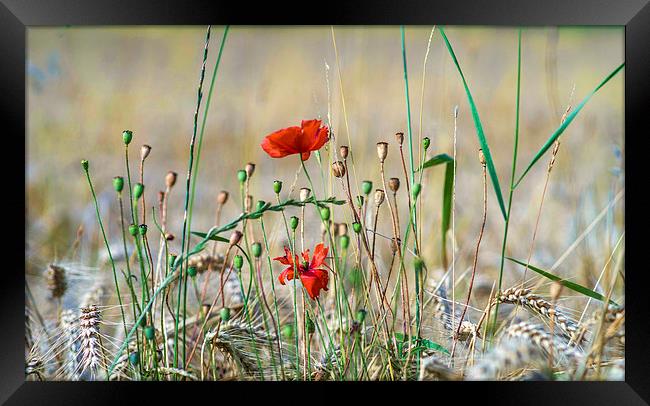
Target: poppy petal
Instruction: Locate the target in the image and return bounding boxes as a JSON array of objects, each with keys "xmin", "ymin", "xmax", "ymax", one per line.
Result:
[
  {"xmin": 310, "ymin": 243, "xmax": 328, "ymax": 269},
  {"xmin": 278, "ymin": 267, "xmax": 295, "ymax": 285},
  {"xmin": 261, "ymin": 126, "xmax": 302, "ymax": 158},
  {"xmin": 301, "ymin": 268, "xmax": 329, "ymax": 300}
]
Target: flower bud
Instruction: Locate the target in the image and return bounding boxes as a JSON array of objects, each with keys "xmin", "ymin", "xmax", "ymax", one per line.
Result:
[
  {"xmin": 256, "ymin": 200, "xmax": 266, "ymax": 212},
  {"xmin": 290, "ymin": 216, "xmax": 299, "ymax": 230},
  {"xmin": 281, "ymin": 323, "xmax": 294, "ymax": 339},
  {"xmin": 165, "ymin": 171, "xmax": 177, "ymax": 188},
  {"xmin": 81, "ymin": 160, "xmax": 89, "ymax": 171},
  {"xmin": 133, "ymin": 183, "xmax": 145, "ymax": 200},
  {"xmin": 122, "ymin": 130, "xmax": 133, "ymax": 145},
  {"xmin": 300, "ymin": 188, "xmax": 311, "ymax": 202},
  {"xmin": 252, "ymin": 242, "xmax": 262, "ymax": 258},
  {"xmin": 422, "ymin": 137, "xmax": 431, "ymax": 151},
  {"xmin": 340, "ymin": 235, "xmax": 350, "ymax": 249},
  {"xmin": 138, "ymin": 224, "xmax": 148, "ymax": 236},
  {"xmin": 374, "ymin": 189, "xmax": 385, "ymax": 206},
  {"xmin": 113, "ymin": 176, "xmax": 124, "ymax": 193},
  {"xmin": 337, "ymin": 223, "xmax": 348, "ymax": 237},
  {"xmin": 412, "ymin": 183, "xmax": 422, "ymax": 200},
  {"xmin": 478, "ymin": 149, "xmax": 486, "ymax": 166},
  {"xmin": 376, "ymin": 142, "xmax": 388, "ymax": 163},
  {"xmin": 331, "ymin": 161, "xmax": 346, "ymax": 178},
  {"xmin": 356, "ymin": 195, "xmax": 364, "ymax": 207},
  {"xmin": 229, "ymin": 230, "xmax": 243, "ymax": 246},
  {"xmin": 320, "ymin": 207, "xmax": 331, "ymax": 221},
  {"xmin": 395, "ymin": 132, "xmax": 404, "ymax": 145},
  {"xmin": 305, "ymin": 315, "xmax": 315, "ymax": 334},
  {"xmin": 339, "ymin": 145, "xmax": 349, "ymax": 159},
  {"xmin": 217, "ymin": 190, "xmax": 229, "ymax": 205},
  {"xmin": 361, "ymin": 180, "xmax": 373, "ymax": 195},
  {"xmin": 388, "ymin": 177, "xmax": 400, "ymax": 193},
  {"xmin": 220, "ymin": 307, "xmax": 231, "ymax": 322},
  {"xmin": 144, "ymin": 325, "xmax": 155, "ymax": 341},
  {"xmin": 128, "ymin": 224, "xmax": 138, "ymax": 236},
  {"xmin": 237, "ymin": 169, "xmax": 247, "ymax": 183},
  {"xmin": 355, "ymin": 308, "xmax": 367, "ymax": 323},
  {"xmin": 352, "ymin": 222, "xmax": 362, "ymax": 233},
  {"xmin": 245, "ymin": 162, "xmax": 256, "ymax": 178},
  {"xmin": 129, "ymin": 351, "xmax": 140, "ymax": 366},
  {"xmin": 233, "ymin": 255, "xmax": 243, "ymax": 270},
  {"xmin": 187, "ymin": 266, "xmax": 197, "ymax": 278},
  {"xmin": 273, "ymin": 180, "xmax": 283, "ymax": 194},
  {"xmin": 140, "ymin": 144, "xmax": 152, "ymax": 161}
]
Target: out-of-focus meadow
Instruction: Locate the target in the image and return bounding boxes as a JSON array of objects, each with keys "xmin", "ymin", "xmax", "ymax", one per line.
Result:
[{"xmin": 27, "ymin": 25, "xmax": 623, "ymax": 306}]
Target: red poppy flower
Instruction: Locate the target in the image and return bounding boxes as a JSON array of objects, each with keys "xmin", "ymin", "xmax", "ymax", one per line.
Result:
[
  {"xmin": 273, "ymin": 243, "xmax": 330, "ymax": 300},
  {"xmin": 261, "ymin": 119, "xmax": 329, "ymax": 161}
]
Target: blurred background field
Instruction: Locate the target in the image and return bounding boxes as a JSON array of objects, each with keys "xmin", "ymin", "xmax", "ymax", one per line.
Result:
[{"xmin": 26, "ymin": 26, "xmax": 624, "ymax": 311}]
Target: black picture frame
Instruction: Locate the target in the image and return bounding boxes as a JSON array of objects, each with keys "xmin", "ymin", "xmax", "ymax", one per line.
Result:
[{"xmin": 4, "ymin": 0, "xmax": 649, "ymax": 404}]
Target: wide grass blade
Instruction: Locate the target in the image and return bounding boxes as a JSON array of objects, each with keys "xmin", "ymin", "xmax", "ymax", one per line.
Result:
[
  {"xmin": 439, "ymin": 26, "xmax": 507, "ymax": 220},
  {"xmin": 507, "ymin": 257, "xmax": 618, "ymax": 306},
  {"xmin": 421, "ymin": 153, "xmax": 454, "ymax": 266},
  {"xmin": 513, "ymin": 61, "xmax": 625, "ymax": 188}
]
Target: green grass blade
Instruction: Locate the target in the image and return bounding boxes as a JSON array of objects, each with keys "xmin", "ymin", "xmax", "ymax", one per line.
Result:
[
  {"xmin": 513, "ymin": 61, "xmax": 624, "ymax": 188},
  {"xmin": 420, "ymin": 153, "xmax": 454, "ymax": 265},
  {"xmin": 506, "ymin": 257, "xmax": 618, "ymax": 306},
  {"xmin": 439, "ymin": 26, "xmax": 507, "ymax": 220},
  {"xmin": 189, "ymin": 231, "xmax": 229, "ymax": 243}
]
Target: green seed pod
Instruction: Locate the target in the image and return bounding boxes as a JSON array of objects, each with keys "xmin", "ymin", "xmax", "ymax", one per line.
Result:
[
  {"xmin": 113, "ymin": 176, "xmax": 124, "ymax": 193},
  {"xmin": 220, "ymin": 307, "xmax": 231, "ymax": 322},
  {"xmin": 320, "ymin": 207, "xmax": 330, "ymax": 221},
  {"xmin": 252, "ymin": 242, "xmax": 262, "ymax": 258},
  {"xmin": 356, "ymin": 195, "xmax": 364, "ymax": 207},
  {"xmin": 187, "ymin": 266, "xmax": 197, "ymax": 278},
  {"xmin": 122, "ymin": 130, "xmax": 133, "ymax": 145},
  {"xmin": 129, "ymin": 351, "xmax": 140, "ymax": 366},
  {"xmin": 412, "ymin": 183, "xmax": 422, "ymax": 200},
  {"xmin": 256, "ymin": 200, "xmax": 266, "ymax": 212},
  {"xmin": 273, "ymin": 180, "xmax": 283, "ymax": 194},
  {"xmin": 237, "ymin": 169, "xmax": 247, "ymax": 183},
  {"xmin": 139, "ymin": 317, "xmax": 147, "ymax": 328},
  {"xmin": 168, "ymin": 253, "xmax": 178, "ymax": 268},
  {"xmin": 340, "ymin": 235, "xmax": 350, "ymax": 250},
  {"xmin": 81, "ymin": 160, "xmax": 89, "ymax": 171},
  {"xmin": 349, "ymin": 267, "xmax": 362, "ymax": 286},
  {"xmin": 144, "ymin": 325, "xmax": 155, "ymax": 341},
  {"xmin": 305, "ymin": 315, "xmax": 315, "ymax": 334},
  {"xmin": 281, "ymin": 323, "xmax": 294, "ymax": 339},
  {"xmin": 138, "ymin": 224, "xmax": 148, "ymax": 236},
  {"xmin": 361, "ymin": 180, "xmax": 373, "ymax": 195},
  {"xmin": 233, "ymin": 255, "xmax": 243, "ymax": 270},
  {"xmin": 128, "ymin": 224, "xmax": 138, "ymax": 237},
  {"xmin": 133, "ymin": 183, "xmax": 145, "ymax": 200},
  {"xmin": 289, "ymin": 216, "xmax": 299, "ymax": 231},
  {"xmin": 355, "ymin": 308, "xmax": 367, "ymax": 323},
  {"xmin": 352, "ymin": 222, "xmax": 362, "ymax": 233},
  {"xmin": 423, "ymin": 137, "xmax": 431, "ymax": 151}
]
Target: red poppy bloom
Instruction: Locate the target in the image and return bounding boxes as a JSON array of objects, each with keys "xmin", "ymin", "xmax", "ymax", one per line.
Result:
[
  {"xmin": 261, "ymin": 119, "xmax": 329, "ymax": 161},
  {"xmin": 273, "ymin": 243, "xmax": 330, "ymax": 300}
]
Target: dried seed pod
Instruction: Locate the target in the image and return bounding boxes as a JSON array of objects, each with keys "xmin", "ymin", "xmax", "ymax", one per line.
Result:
[
  {"xmin": 388, "ymin": 177, "xmax": 400, "ymax": 193},
  {"xmin": 376, "ymin": 142, "xmax": 388, "ymax": 163},
  {"xmin": 165, "ymin": 171, "xmax": 177, "ymax": 188},
  {"xmin": 245, "ymin": 162, "xmax": 256, "ymax": 178},
  {"xmin": 478, "ymin": 148, "xmax": 486, "ymax": 166},
  {"xmin": 140, "ymin": 144, "xmax": 152, "ymax": 161},
  {"xmin": 229, "ymin": 230, "xmax": 243, "ymax": 246},
  {"xmin": 300, "ymin": 188, "xmax": 311, "ymax": 202},
  {"xmin": 217, "ymin": 190, "xmax": 229, "ymax": 205},
  {"xmin": 165, "ymin": 232, "xmax": 175, "ymax": 241},
  {"xmin": 46, "ymin": 264, "xmax": 67, "ymax": 299},
  {"xmin": 374, "ymin": 189, "xmax": 385, "ymax": 206},
  {"xmin": 245, "ymin": 195, "xmax": 253, "ymax": 212},
  {"xmin": 337, "ymin": 223, "xmax": 348, "ymax": 237},
  {"xmin": 339, "ymin": 145, "xmax": 349, "ymax": 159},
  {"xmin": 395, "ymin": 132, "xmax": 404, "ymax": 145},
  {"xmin": 331, "ymin": 161, "xmax": 346, "ymax": 178}
]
